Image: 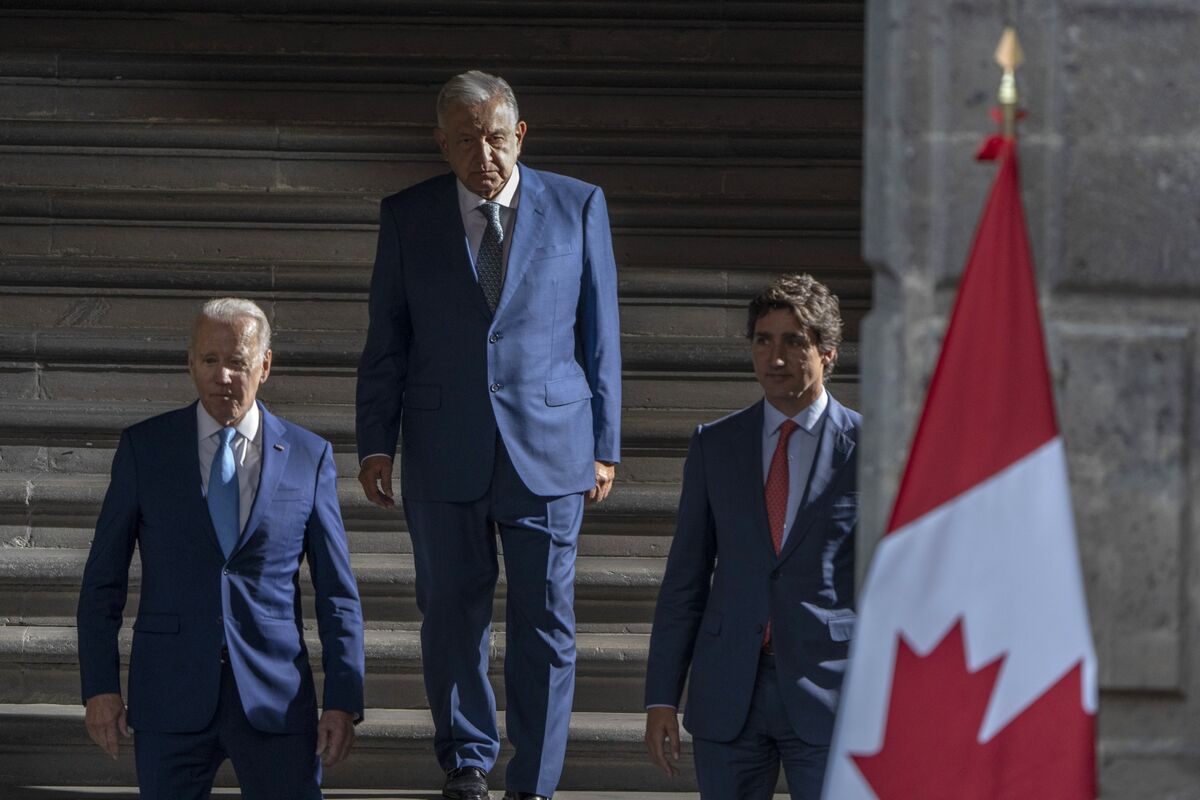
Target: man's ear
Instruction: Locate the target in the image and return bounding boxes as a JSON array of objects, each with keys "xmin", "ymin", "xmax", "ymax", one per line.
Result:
[{"xmin": 433, "ymin": 127, "xmax": 449, "ymax": 159}]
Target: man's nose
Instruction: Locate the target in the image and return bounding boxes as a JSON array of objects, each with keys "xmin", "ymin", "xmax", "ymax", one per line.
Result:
[
  {"xmin": 474, "ymin": 139, "xmax": 492, "ymax": 164},
  {"xmin": 216, "ymin": 367, "xmax": 233, "ymax": 382}
]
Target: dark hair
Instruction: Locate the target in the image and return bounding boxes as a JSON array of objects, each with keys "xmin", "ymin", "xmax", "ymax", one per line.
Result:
[{"xmin": 746, "ymin": 273, "xmax": 842, "ymax": 378}]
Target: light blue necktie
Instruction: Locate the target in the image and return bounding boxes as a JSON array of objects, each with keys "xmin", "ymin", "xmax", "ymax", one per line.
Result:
[
  {"xmin": 476, "ymin": 201, "xmax": 504, "ymax": 312},
  {"xmin": 207, "ymin": 427, "xmax": 240, "ymax": 558}
]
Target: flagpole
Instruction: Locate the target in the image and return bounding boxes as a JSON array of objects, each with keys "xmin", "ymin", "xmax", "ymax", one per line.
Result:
[{"xmin": 995, "ymin": 27, "xmax": 1024, "ymax": 140}]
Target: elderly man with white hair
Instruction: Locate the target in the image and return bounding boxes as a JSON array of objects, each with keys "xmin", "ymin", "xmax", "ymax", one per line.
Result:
[{"xmin": 77, "ymin": 297, "xmax": 365, "ymax": 800}]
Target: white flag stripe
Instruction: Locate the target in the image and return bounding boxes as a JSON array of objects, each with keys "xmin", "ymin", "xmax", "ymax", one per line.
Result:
[{"xmin": 825, "ymin": 438, "xmax": 1097, "ymax": 797}]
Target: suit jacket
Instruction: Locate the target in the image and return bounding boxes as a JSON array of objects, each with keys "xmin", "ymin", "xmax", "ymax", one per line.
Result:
[
  {"xmin": 355, "ymin": 165, "xmax": 621, "ymax": 501},
  {"xmin": 644, "ymin": 395, "xmax": 861, "ymax": 745},
  {"xmin": 77, "ymin": 401, "xmax": 365, "ymax": 734}
]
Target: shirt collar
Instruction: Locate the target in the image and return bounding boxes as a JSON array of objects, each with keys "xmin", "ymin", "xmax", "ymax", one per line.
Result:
[
  {"xmin": 196, "ymin": 400, "xmax": 260, "ymax": 444},
  {"xmin": 456, "ymin": 162, "xmax": 522, "ymax": 218},
  {"xmin": 763, "ymin": 388, "xmax": 829, "ymax": 438}
]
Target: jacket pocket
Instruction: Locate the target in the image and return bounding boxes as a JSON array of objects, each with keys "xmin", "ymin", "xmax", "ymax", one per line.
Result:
[
  {"xmin": 827, "ymin": 614, "xmax": 856, "ymax": 642},
  {"xmin": 531, "ymin": 242, "xmax": 574, "ymax": 261},
  {"xmin": 403, "ymin": 384, "xmax": 441, "ymax": 410},
  {"xmin": 545, "ymin": 375, "xmax": 592, "ymax": 407},
  {"xmin": 133, "ymin": 613, "xmax": 179, "ymax": 634}
]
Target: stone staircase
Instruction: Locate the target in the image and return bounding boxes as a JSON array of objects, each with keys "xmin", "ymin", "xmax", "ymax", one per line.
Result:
[{"xmin": 0, "ymin": 2, "xmax": 865, "ymax": 795}]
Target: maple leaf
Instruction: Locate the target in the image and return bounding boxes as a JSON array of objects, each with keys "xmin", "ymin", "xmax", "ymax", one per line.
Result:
[{"xmin": 851, "ymin": 620, "xmax": 1096, "ymax": 799}]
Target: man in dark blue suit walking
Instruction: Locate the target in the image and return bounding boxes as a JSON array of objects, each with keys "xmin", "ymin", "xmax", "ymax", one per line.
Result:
[
  {"xmin": 77, "ymin": 298, "xmax": 365, "ymax": 799},
  {"xmin": 644, "ymin": 274, "xmax": 860, "ymax": 799},
  {"xmin": 355, "ymin": 71, "xmax": 621, "ymax": 800}
]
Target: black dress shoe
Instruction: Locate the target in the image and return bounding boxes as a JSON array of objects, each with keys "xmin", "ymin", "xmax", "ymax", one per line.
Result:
[
  {"xmin": 502, "ymin": 793, "xmax": 550, "ymax": 800},
  {"xmin": 443, "ymin": 766, "xmax": 489, "ymax": 800}
]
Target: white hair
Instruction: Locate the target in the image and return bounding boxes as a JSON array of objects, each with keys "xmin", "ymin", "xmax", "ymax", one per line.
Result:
[
  {"xmin": 193, "ymin": 297, "xmax": 271, "ymax": 363},
  {"xmin": 436, "ymin": 70, "xmax": 520, "ymax": 129}
]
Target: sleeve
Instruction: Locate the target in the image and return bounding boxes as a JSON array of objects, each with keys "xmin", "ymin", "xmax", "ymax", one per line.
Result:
[
  {"xmin": 305, "ymin": 441, "xmax": 366, "ymax": 719},
  {"xmin": 643, "ymin": 428, "xmax": 717, "ymax": 707},
  {"xmin": 76, "ymin": 429, "xmax": 140, "ymax": 703},
  {"xmin": 576, "ymin": 185, "xmax": 622, "ymax": 464},
  {"xmin": 355, "ymin": 198, "xmax": 412, "ymax": 463}
]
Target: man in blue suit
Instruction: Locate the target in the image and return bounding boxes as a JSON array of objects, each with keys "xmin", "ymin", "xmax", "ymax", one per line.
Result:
[
  {"xmin": 77, "ymin": 298, "xmax": 365, "ymax": 799},
  {"xmin": 644, "ymin": 274, "xmax": 860, "ymax": 799},
  {"xmin": 355, "ymin": 71, "xmax": 621, "ymax": 800}
]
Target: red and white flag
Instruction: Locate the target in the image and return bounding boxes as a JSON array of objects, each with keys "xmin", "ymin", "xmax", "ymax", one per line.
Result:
[{"xmin": 823, "ymin": 136, "xmax": 1097, "ymax": 799}]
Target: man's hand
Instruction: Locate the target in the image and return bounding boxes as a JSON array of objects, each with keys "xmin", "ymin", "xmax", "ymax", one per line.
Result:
[
  {"xmin": 316, "ymin": 709, "xmax": 357, "ymax": 767},
  {"xmin": 644, "ymin": 706, "xmax": 681, "ymax": 777},
  {"xmin": 587, "ymin": 461, "xmax": 616, "ymax": 504},
  {"xmin": 85, "ymin": 693, "xmax": 130, "ymax": 760},
  {"xmin": 358, "ymin": 455, "xmax": 395, "ymax": 509}
]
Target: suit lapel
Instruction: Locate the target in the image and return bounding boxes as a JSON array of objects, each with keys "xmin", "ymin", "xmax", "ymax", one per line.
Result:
[
  {"xmin": 235, "ymin": 402, "xmax": 289, "ymax": 556},
  {"xmin": 494, "ymin": 163, "xmax": 546, "ymax": 320},
  {"xmin": 435, "ymin": 174, "xmax": 493, "ymax": 322},
  {"xmin": 777, "ymin": 397, "xmax": 855, "ymax": 564},
  {"xmin": 180, "ymin": 402, "xmax": 226, "ymax": 558},
  {"xmin": 735, "ymin": 401, "xmax": 777, "ymax": 560}
]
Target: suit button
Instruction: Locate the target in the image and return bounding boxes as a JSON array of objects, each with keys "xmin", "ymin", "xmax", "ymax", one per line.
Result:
[
  {"xmin": 222, "ymin": 568, "xmax": 229, "ymax": 575},
  {"xmin": 770, "ymin": 570, "xmax": 780, "ymax": 580},
  {"xmin": 489, "ymin": 332, "xmax": 502, "ymax": 343},
  {"xmin": 217, "ymin": 615, "xmax": 223, "ymax": 624},
  {"xmin": 490, "ymin": 383, "xmax": 501, "ymax": 392}
]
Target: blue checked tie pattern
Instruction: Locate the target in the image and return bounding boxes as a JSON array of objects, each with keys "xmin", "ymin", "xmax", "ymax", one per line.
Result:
[
  {"xmin": 207, "ymin": 427, "xmax": 240, "ymax": 558},
  {"xmin": 476, "ymin": 201, "xmax": 504, "ymax": 312}
]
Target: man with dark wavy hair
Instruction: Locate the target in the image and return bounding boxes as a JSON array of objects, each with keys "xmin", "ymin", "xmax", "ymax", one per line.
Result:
[{"xmin": 644, "ymin": 274, "xmax": 861, "ymax": 799}]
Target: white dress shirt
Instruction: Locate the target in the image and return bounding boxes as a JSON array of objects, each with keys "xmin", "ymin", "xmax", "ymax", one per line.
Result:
[
  {"xmin": 197, "ymin": 402, "xmax": 263, "ymax": 536},
  {"xmin": 762, "ymin": 389, "xmax": 829, "ymax": 547},
  {"xmin": 456, "ymin": 163, "xmax": 521, "ymax": 280}
]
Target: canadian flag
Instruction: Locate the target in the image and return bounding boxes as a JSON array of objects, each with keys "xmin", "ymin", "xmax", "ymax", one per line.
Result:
[{"xmin": 823, "ymin": 136, "xmax": 1098, "ymax": 799}]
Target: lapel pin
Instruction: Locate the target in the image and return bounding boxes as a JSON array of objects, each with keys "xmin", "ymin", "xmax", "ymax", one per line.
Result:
[{"xmin": 273, "ymin": 444, "xmax": 285, "ymax": 451}]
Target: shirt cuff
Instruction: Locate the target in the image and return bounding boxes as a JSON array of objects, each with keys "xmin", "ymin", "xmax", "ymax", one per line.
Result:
[{"xmin": 645, "ymin": 704, "xmax": 678, "ymax": 710}]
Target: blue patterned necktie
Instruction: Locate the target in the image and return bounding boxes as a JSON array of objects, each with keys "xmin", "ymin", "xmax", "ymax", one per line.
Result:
[
  {"xmin": 207, "ymin": 427, "xmax": 240, "ymax": 558},
  {"xmin": 476, "ymin": 201, "xmax": 504, "ymax": 312}
]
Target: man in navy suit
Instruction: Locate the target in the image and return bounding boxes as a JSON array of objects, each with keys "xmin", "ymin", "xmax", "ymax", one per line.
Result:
[
  {"xmin": 355, "ymin": 71, "xmax": 621, "ymax": 800},
  {"xmin": 77, "ymin": 298, "xmax": 365, "ymax": 799},
  {"xmin": 643, "ymin": 274, "xmax": 860, "ymax": 799}
]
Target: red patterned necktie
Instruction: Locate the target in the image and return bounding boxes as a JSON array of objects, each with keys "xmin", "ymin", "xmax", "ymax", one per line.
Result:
[
  {"xmin": 765, "ymin": 419, "xmax": 800, "ymax": 554},
  {"xmin": 763, "ymin": 418, "xmax": 799, "ymax": 648}
]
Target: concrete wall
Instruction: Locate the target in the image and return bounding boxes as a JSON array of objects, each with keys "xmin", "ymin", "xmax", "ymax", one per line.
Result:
[{"xmin": 860, "ymin": 2, "xmax": 1200, "ymax": 796}]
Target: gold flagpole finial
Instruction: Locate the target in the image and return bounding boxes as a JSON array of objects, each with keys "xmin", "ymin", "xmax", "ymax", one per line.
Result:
[{"xmin": 995, "ymin": 27, "xmax": 1024, "ymax": 139}]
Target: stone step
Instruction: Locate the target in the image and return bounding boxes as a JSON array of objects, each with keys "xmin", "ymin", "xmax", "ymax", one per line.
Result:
[
  {"xmin": 0, "ymin": 400, "xmax": 751, "ymax": 451},
  {"xmin": 0, "ymin": 548, "xmax": 666, "ymax": 626},
  {"xmin": 0, "ymin": 186, "xmax": 861, "ymax": 236},
  {"xmin": 0, "ymin": 256, "xmax": 870, "ymax": 305},
  {"xmin": 0, "ymin": 149, "xmax": 860, "ymax": 205},
  {"xmin": 0, "ymin": 705, "xmax": 706, "ymax": 792},
  {"xmin": 5, "ymin": 790, "xmax": 773, "ymax": 800},
  {"xmin": 3, "ymin": 526, "xmax": 676, "ymax": 559},
  {"xmin": 0, "ymin": 470, "xmax": 683, "ymax": 528},
  {"xmin": 0, "ymin": 1, "xmax": 864, "ymax": 59},
  {"xmin": 0, "ymin": 625, "xmax": 652, "ymax": 712}
]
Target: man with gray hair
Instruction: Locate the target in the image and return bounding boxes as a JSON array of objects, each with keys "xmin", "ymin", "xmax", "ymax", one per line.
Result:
[
  {"xmin": 78, "ymin": 297, "xmax": 365, "ymax": 799},
  {"xmin": 356, "ymin": 70, "xmax": 622, "ymax": 800}
]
